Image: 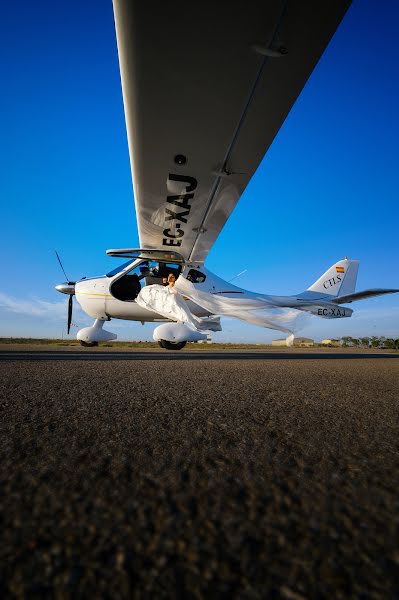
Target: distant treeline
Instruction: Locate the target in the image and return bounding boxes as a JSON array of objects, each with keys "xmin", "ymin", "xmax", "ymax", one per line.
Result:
[
  {"xmin": 0, "ymin": 337, "xmax": 398, "ymax": 349},
  {"xmin": 340, "ymin": 336, "xmax": 399, "ymax": 349}
]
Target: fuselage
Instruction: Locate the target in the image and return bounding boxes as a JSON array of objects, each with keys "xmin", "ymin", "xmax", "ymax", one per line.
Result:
[
  {"xmin": 75, "ymin": 263, "xmax": 270, "ymax": 323},
  {"xmin": 76, "ymin": 278, "xmax": 214, "ymax": 323},
  {"xmin": 75, "ymin": 263, "xmax": 217, "ymax": 322},
  {"xmin": 74, "ymin": 261, "xmax": 352, "ymax": 324}
]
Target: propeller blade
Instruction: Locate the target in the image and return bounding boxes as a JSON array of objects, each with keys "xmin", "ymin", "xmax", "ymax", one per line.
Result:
[
  {"xmin": 67, "ymin": 294, "xmax": 73, "ymax": 334},
  {"xmin": 55, "ymin": 250, "xmax": 71, "ymax": 283}
]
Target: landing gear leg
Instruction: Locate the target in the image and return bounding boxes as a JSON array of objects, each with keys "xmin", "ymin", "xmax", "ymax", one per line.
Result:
[{"xmin": 77, "ymin": 319, "xmax": 117, "ymax": 345}]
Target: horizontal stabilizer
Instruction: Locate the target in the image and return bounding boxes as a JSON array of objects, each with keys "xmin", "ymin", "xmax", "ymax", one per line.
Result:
[{"xmin": 332, "ymin": 289, "xmax": 399, "ymax": 304}]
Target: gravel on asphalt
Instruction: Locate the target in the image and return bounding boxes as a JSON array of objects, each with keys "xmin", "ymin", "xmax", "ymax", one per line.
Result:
[{"xmin": 0, "ymin": 351, "xmax": 398, "ymax": 598}]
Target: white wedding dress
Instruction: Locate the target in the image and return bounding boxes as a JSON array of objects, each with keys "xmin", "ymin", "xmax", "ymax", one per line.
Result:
[
  {"xmin": 136, "ymin": 277, "xmax": 306, "ymax": 343},
  {"xmin": 174, "ymin": 276, "xmax": 307, "ymax": 338},
  {"xmin": 135, "ymin": 284, "xmax": 221, "ymax": 331}
]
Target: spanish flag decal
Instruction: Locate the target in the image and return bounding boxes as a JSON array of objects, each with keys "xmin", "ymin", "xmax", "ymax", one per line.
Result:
[{"xmin": 336, "ymin": 266, "xmax": 345, "ymax": 273}]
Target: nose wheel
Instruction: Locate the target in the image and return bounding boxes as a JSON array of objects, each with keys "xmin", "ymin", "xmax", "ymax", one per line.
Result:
[
  {"xmin": 158, "ymin": 340, "xmax": 187, "ymax": 350},
  {"xmin": 79, "ymin": 341, "xmax": 99, "ymax": 347}
]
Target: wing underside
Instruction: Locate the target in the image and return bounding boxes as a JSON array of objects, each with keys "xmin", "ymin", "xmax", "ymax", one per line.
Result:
[{"xmin": 113, "ymin": 0, "xmax": 350, "ymax": 263}]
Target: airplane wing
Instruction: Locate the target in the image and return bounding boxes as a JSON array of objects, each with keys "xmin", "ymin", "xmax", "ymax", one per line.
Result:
[{"xmin": 113, "ymin": 0, "xmax": 351, "ymax": 263}]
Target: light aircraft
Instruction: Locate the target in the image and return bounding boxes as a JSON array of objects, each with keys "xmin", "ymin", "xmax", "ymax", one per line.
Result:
[{"xmin": 56, "ymin": 0, "xmax": 398, "ymax": 349}]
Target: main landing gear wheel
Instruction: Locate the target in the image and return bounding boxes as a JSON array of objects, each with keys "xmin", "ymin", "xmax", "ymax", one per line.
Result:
[
  {"xmin": 79, "ymin": 341, "xmax": 99, "ymax": 347},
  {"xmin": 158, "ymin": 340, "xmax": 187, "ymax": 350}
]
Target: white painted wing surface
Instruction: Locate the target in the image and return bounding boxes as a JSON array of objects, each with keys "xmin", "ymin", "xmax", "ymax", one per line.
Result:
[{"xmin": 113, "ymin": 0, "xmax": 351, "ymax": 263}]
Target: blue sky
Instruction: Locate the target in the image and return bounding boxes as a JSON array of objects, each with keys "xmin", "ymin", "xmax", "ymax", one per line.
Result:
[{"xmin": 0, "ymin": 0, "xmax": 398, "ymax": 342}]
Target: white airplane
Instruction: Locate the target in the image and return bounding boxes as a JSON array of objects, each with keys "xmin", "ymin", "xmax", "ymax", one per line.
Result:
[{"xmin": 56, "ymin": 0, "xmax": 398, "ymax": 349}]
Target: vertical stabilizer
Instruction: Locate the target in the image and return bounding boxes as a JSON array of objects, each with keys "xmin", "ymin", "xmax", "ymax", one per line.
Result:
[{"xmin": 307, "ymin": 259, "xmax": 359, "ymax": 297}]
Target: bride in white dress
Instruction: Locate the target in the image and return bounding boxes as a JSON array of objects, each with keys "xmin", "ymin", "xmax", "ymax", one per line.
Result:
[
  {"xmin": 135, "ymin": 273, "xmax": 218, "ymax": 331},
  {"xmin": 136, "ymin": 272, "xmax": 303, "ymax": 343}
]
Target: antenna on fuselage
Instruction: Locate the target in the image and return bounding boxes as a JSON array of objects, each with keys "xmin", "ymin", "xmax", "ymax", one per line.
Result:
[{"xmin": 228, "ymin": 269, "xmax": 247, "ymax": 283}]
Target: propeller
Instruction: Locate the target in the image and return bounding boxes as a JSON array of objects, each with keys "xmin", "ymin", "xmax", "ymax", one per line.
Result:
[
  {"xmin": 55, "ymin": 250, "xmax": 75, "ymax": 285},
  {"xmin": 67, "ymin": 294, "xmax": 73, "ymax": 334},
  {"xmin": 54, "ymin": 251, "xmax": 76, "ymax": 335}
]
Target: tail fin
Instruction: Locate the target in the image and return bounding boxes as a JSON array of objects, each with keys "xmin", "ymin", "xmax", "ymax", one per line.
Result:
[{"xmin": 307, "ymin": 258, "xmax": 359, "ymax": 298}]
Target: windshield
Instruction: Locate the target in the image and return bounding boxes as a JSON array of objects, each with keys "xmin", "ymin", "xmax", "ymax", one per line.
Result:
[
  {"xmin": 106, "ymin": 260, "xmax": 136, "ymax": 277},
  {"xmin": 107, "ymin": 259, "xmax": 182, "ymax": 281}
]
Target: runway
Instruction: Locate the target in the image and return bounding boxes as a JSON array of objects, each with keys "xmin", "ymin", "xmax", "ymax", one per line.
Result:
[
  {"xmin": 0, "ymin": 348, "xmax": 398, "ymax": 361},
  {"xmin": 1, "ymin": 348, "xmax": 398, "ymax": 597}
]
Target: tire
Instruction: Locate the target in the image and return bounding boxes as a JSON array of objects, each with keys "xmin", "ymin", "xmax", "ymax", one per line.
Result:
[
  {"xmin": 79, "ymin": 340, "xmax": 99, "ymax": 347},
  {"xmin": 159, "ymin": 340, "xmax": 186, "ymax": 350}
]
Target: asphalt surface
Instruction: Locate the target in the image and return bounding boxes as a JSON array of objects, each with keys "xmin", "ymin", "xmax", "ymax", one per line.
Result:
[
  {"xmin": 0, "ymin": 348, "xmax": 398, "ymax": 362},
  {"xmin": 1, "ymin": 348, "xmax": 398, "ymax": 598}
]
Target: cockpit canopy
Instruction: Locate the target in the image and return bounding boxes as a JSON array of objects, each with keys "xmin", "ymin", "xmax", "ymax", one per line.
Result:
[{"xmin": 107, "ymin": 259, "xmax": 182, "ymax": 302}]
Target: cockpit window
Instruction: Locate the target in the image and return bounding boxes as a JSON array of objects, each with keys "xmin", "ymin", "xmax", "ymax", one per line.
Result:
[
  {"xmin": 186, "ymin": 269, "xmax": 206, "ymax": 283},
  {"xmin": 157, "ymin": 263, "xmax": 181, "ymax": 279}
]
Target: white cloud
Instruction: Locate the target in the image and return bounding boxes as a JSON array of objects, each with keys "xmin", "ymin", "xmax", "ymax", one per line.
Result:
[
  {"xmin": 351, "ymin": 304, "xmax": 399, "ymax": 320},
  {"xmin": 0, "ymin": 291, "xmax": 82, "ymax": 321}
]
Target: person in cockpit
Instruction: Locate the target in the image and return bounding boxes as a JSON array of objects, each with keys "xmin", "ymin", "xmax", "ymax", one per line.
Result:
[
  {"xmin": 136, "ymin": 270, "xmax": 218, "ymax": 331},
  {"xmin": 167, "ymin": 273, "xmax": 176, "ymax": 290}
]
